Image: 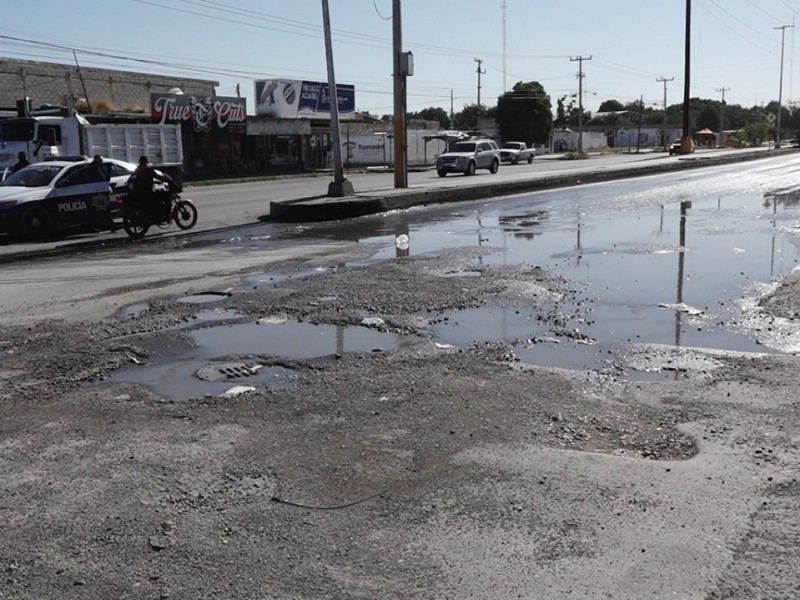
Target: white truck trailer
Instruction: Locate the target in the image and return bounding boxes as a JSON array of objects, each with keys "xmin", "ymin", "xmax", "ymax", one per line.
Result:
[{"xmin": 0, "ymin": 112, "xmax": 184, "ymax": 181}]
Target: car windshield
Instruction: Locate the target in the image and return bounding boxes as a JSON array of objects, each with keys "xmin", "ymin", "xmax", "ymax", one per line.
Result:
[
  {"xmin": 452, "ymin": 142, "xmax": 476, "ymax": 152},
  {"xmin": 502, "ymin": 143, "xmax": 520, "ymax": 149},
  {"xmin": 0, "ymin": 164, "xmax": 63, "ymax": 187}
]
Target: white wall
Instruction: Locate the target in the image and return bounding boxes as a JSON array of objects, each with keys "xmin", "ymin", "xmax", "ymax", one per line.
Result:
[{"xmin": 338, "ymin": 130, "xmax": 450, "ymax": 166}]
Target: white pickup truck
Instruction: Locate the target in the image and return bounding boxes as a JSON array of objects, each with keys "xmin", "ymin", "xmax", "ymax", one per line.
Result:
[{"xmin": 499, "ymin": 141, "xmax": 535, "ymax": 164}]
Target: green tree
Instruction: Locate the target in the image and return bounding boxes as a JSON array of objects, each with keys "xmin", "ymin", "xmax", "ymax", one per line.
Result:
[
  {"xmin": 452, "ymin": 103, "xmax": 495, "ymax": 131},
  {"xmin": 554, "ymin": 95, "xmax": 571, "ymax": 129},
  {"xmin": 495, "ymin": 81, "xmax": 552, "ymax": 144},
  {"xmin": 737, "ymin": 120, "xmax": 772, "ymax": 146},
  {"xmin": 597, "ymin": 99, "xmax": 625, "ymax": 112},
  {"xmin": 408, "ymin": 106, "xmax": 450, "ymax": 129}
]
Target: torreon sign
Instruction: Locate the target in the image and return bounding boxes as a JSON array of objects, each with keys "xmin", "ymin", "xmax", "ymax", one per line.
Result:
[
  {"xmin": 150, "ymin": 93, "xmax": 247, "ymax": 132},
  {"xmin": 254, "ymin": 80, "xmax": 355, "ymax": 120}
]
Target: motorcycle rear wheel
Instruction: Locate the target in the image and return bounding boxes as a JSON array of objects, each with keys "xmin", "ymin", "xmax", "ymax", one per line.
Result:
[
  {"xmin": 174, "ymin": 200, "xmax": 198, "ymax": 230},
  {"xmin": 123, "ymin": 213, "xmax": 150, "ymax": 240}
]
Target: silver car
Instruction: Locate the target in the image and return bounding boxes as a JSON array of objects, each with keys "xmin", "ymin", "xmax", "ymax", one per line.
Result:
[{"xmin": 436, "ymin": 139, "xmax": 501, "ymax": 176}]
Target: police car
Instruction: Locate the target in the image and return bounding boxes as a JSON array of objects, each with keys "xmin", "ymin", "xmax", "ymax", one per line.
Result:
[{"xmin": 0, "ymin": 158, "xmax": 120, "ymax": 240}]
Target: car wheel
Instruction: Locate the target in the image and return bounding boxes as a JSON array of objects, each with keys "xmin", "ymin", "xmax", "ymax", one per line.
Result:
[
  {"xmin": 465, "ymin": 162, "xmax": 476, "ymax": 176},
  {"xmin": 489, "ymin": 159, "xmax": 499, "ymax": 174},
  {"xmin": 527, "ymin": 154, "xmax": 534, "ymax": 164},
  {"xmin": 512, "ymin": 156, "xmax": 519, "ymax": 165},
  {"xmin": 437, "ymin": 170, "xmax": 447, "ymax": 177},
  {"xmin": 20, "ymin": 204, "xmax": 54, "ymax": 240}
]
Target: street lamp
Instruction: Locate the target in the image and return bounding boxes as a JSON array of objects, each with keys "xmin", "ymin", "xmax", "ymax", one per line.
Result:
[{"xmin": 774, "ymin": 24, "xmax": 793, "ymax": 148}]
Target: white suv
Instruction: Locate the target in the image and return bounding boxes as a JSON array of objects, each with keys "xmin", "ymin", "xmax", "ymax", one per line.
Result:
[{"xmin": 436, "ymin": 139, "xmax": 501, "ymax": 177}]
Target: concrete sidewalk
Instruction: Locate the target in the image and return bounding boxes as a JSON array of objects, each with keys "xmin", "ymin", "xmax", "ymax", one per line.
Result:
[{"xmin": 270, "ymin": 146, "xmax": 792, "ymax": 222}]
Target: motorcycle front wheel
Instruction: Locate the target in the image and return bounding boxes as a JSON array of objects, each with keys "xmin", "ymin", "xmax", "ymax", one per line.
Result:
[{"xmin": 174, "ymin": 200, "xmax": 198, "ymax": 230}]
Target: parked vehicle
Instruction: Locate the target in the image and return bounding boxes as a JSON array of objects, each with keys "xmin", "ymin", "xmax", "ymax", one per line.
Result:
[
  {"xmin": 436, "ymin": 139, "xmax": 500, "ymax": 176},
  {"xmin": 120, "ymin": 187, "xmax": 198, "ymax": 240},
  {"xmin": 0, "ymin": 159, "xmax": 115, "ymax": 239},
  {"xmin": 0, "ymin": 110, "xmax": 183, "ymax": 183},
  {"xmin": 669, "ymin": 138, "xmax": 694, "ymax": 155},
  {"xmin": 500, "ymin": 141, "xmax": 535, "ymax": 164}
]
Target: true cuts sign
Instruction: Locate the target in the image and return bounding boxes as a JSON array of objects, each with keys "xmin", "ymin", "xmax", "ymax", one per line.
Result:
[{"xmin": 151, "ymin": 93, "xmax": 247, "ymax": 132}]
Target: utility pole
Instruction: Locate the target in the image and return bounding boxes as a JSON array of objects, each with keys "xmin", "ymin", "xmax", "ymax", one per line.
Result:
[
  {"xmin": 501, "ymin": 0, "xmax": 507, "ymax": 92},
  {"xmin": 474, "ymin": 57, "xmax": 485, "ymax": 129},
  {"xmin": 570, "ymin": 55, "xmax": 591, "ymax": 153},
  {"xmin": 657, "ymin": 76, "xmax": 674, "ymax": 149},
  {"xmin": 774, "ymin": 24, "xmax": 793, "ymax": 148},
  {"xmin": 321, "ymin": 0, "xmax": 353, "ymax": 197},
  {"xmin": 716, "ymin": 86, "xmax": 730, "ymax": 146},
  {"xmin": 636, "ymin": 94, "xmax": 644, "ymax": 153},
  {"xmin": 450, "ymin": 89, "xmax": 454, "ymax": 126},
  {"xmin": 392, "ymin": 0, "xmax": 407, "ymax": 188},
  {"xmin": 682, "ymin": 0, "xmax": 692, "ymax": 154}
]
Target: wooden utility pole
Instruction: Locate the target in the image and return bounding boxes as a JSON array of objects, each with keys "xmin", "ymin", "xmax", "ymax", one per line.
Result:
[
  {"xmin": 393, "ymin": 0, "xmax": 407, "ymax": 188},
  {"xmin": 681, "ymin": 0, "xmax": 692, "ymax": 154}
]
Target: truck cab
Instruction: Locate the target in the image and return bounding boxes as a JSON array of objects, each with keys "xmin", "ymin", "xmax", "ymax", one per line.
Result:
[{"xmin": 0, "ymin": 114, "xmax": 85, "ymax": 173}]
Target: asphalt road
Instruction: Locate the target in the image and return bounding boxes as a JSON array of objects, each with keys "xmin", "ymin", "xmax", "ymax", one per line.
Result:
[{"xmin": 0, "ymin": 145, "xmax": 781, "ymax": 261}]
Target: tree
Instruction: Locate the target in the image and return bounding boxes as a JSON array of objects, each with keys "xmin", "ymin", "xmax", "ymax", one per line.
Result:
[
  {"xmin": 408, "ymin": 106, "xmax": 450, "ymax": 129},
  {"xmin": 452, "ymin": 103, "xmax": 493, "ymax": 131},
  {"xmin": 554, "ymin": 95, "xmax": 571, "ymax": 129},
  {"xmin": 495, "ymin": 81, "xmax": 552, "ymax": 145},
  {"xmin": 598, "ymin": 99, "xmax": 625, "ymax": 113}
]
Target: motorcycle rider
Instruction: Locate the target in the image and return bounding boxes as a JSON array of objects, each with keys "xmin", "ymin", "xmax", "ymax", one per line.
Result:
[{"xmin": 130, "ymin": 155, "xmax": 178, "ymax": 220}]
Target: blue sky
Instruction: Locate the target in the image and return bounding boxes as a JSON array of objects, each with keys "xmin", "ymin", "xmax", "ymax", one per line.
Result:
[{"xmin": 1, "ymin": 0, "xmax": 798, "ymax": 117}]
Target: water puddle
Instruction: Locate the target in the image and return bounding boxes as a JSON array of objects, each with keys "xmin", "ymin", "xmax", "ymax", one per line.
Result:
[
  {"xmin": 177, "ymin": 291, "xmax": 231, "ymax": 304},
  {"xmin": 107, "ymin": 317, "xmax": 399, "ymax": 400},
  {"xmin": 110, "ymin": 358, "xmax": 297, "ymax": 401},
  {"xmin": 357, "ymin": 179, "xmax": 800, "ymax": 376},
  {"xmin": 190, "ymin": 319, "xmax": 398, "ymax": 357}
]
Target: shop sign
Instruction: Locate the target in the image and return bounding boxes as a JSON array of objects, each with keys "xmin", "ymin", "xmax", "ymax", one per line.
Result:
[
  {"xmin": 151, "ymin": 93, "xmax": 247, "ymax": 132},
  {"xmin": 255, "ymin": 79, "xmax": 355, "ymax": 120}
]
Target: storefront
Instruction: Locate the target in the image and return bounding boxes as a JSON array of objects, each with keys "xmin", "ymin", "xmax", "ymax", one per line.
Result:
[{"xmin": 150, "ymin": 92, "xmax": 247, "ymax": 179}]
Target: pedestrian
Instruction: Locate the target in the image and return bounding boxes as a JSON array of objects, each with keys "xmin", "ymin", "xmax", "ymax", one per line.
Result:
[{"xmin": 12, "ymin": 152, "xmax": 29, "ymax": 172}]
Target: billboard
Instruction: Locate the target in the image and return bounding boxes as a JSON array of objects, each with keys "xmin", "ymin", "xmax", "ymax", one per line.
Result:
[
  {"xmin": 150, "ymin": 93, "xmax": 246, "ymax": 132},
  {"xmin": 255, "ymin": 80, "xmax": 355, "ymax": 120}
]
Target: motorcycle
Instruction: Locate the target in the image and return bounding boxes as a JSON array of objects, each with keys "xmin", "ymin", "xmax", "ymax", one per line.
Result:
[{"xmin": 119, "ymin": 185, "xmax": 198, "ymax": 240}]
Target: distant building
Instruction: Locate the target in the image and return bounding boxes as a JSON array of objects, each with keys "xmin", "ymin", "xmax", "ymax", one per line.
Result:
[{"xmin": 0, "ymin": 57, "xmax": 217, "ymax": 113}]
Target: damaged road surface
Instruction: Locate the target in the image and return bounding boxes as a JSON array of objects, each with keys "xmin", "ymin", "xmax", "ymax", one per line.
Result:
[{"xmin": 2, "ymin": 154, "xmax": 800, "ymax": 599}]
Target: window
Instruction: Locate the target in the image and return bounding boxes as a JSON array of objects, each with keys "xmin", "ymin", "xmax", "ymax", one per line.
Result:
[
  {"xmin": 59, "ymin": 165, "xmax": 105, "ymax": 187},
  {"xmin": 38, "ymin": 124, "xmax": 62, "ymax": 146},
  {"xmin": 0, "ymin": 119, "xmax": 35, "ymax": 142}
]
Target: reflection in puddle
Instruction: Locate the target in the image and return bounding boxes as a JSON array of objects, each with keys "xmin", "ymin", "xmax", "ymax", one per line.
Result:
[
  {"xmin": 107, "ymin": 319, "xmax": 399, "ymax": 401},
  {"xmin": 177, "ymin": 291, "xmax": 231, "ymax": 304},
  {"xmin": 108, "ymin": 357, "xmax": 297, "ymax": 401},
  {"xmin": 191, "ymin": 320, "xmax": 398, "ymax": 357},
  {"xmin": 360, "ymin": 181, "xmax": 800, "ymax": 375},
  {"xmin": 429, "ymin": 307, "xmax": 547, "ymax": 346}
]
